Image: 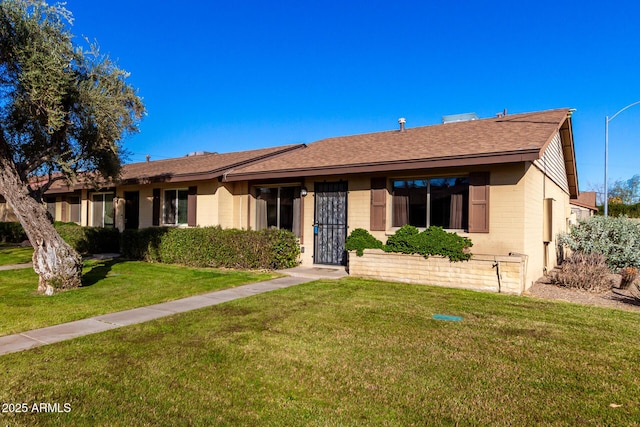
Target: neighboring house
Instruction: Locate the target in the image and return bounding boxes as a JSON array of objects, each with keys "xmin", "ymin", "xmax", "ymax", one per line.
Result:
[
  {"xmin": 0, "ymin": 195, "xmax": 18, "ymax": 222},
  {"xmin": 1, "ymin": 108, "xmax": 579, "ymax": 290},
  {"xmin": 40, "ymin": 144, "xmax": 303, "ymax": 229},
  {"xmin": 569, "ymin": 191, "xmax": 598, "ymax": 223}
]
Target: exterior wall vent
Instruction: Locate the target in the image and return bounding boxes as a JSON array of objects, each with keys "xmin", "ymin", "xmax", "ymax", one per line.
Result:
[{"xmin": 442, "ymin": 112, "xmax": 479, "ymax": 124}]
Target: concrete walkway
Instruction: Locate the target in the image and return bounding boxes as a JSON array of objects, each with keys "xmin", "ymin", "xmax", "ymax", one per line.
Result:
[{"xmin": 0, "ymin": 265, "xmax": 347, "ymax": 356}]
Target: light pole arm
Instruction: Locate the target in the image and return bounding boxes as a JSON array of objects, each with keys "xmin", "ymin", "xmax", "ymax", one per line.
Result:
[
  {"xmin": 604, "ymin": 100, "xmax": 640, "ymax": 217},
  {"xmin": 608, "ymin": 100, "xmax": 640, "ymax": 123}
]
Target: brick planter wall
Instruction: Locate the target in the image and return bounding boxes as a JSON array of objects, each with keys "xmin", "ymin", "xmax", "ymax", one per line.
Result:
[{"xmin": 348, "ymin": 249, "xmax": 528, "ymax": 294}]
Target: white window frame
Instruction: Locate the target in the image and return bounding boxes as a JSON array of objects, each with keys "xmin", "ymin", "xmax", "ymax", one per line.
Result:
[
  {"xmin": 163, "ymin": 188, "xmax": 189, "ymax": 226},
  {"xmin": 91, "ymin": 192, "xmax": 115, "ymax": 228}
]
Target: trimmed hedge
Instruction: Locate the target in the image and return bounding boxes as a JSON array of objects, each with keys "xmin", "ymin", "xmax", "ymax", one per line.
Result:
[
  {"xmin": 2, "ymin": 220, "xmax": 300, "ymax": 270},
  {"xmin": 598, "ymin": 203, "xmax": 640, "ymax": 218},
  {"xmin": 120, "ymin": 227, "xmax": 168, "ymax": 261},
  {"xmin": 0, "ymin": 221, "xmax": 27, "ymax": 243},
  {"xmin": 0, "ymin": 221, "xmax": 120, "ymax": 253},
  {"xmin": 345, "ymin": 225, "xmax": 473, "ymax": 262},
  {"xmin": 121, "ymin": 226, "xmax": 300, "ymax": 270}
]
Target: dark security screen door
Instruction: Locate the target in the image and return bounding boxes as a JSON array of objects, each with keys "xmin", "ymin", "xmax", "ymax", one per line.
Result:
[
  {"xmin": 314, "ymin": 181, "xmax": 348, "ymax": 265},
  {"xmin": 124, "ymin": 191, "xmax": 140, "ymax": 230}
]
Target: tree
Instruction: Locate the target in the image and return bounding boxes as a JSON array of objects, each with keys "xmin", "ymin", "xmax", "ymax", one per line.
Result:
[
  {"xmin": 0, "ymin": 0, "xmax": 144, "ymax": 294},
  {"xmin": 609, "ymin": 174, "xmax": 640, "ymax": 205}
]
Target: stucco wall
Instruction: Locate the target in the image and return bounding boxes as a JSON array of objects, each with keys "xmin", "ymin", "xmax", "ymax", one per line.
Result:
[
  {"xmin": 348, "ymin": 249, "xmax": 527, "ymax": 294},
  {"xmin": 116, "ymin": 180, "xmax": 220, "ymax": 230}
]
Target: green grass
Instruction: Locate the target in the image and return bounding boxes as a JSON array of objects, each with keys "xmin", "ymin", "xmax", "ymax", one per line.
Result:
[
  {"xmin": 1, "ymin": 278, "xmax": 639, "ymax": 426},
  {"xmin": 0, "ymin": 259, "xmax": 275, "ymax": 336},
  {"xmin": 0, "ymin": 244, "xmax": 33, "ymax": 266}
]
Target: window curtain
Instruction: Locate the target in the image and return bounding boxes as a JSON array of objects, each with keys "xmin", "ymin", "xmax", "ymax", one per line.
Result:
[
  {"xmin": 292, "ymin": 195, "xmax": 301, "ymax": 237},
  {"xmin": 392, "ymin": 195, "xmax": 409, "ymax": 227},
  {"xmin": 449, "ymin": 194, "xmax": 463, "ymax": 229},
  {"xmin": 256, "ymin": 197, "xmax": 267, "ymax": 230}
]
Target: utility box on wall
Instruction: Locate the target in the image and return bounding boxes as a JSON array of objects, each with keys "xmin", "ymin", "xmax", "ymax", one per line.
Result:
[{"xmin": 543, "ymin": 198, "xmax": 554, "ymax": 243}]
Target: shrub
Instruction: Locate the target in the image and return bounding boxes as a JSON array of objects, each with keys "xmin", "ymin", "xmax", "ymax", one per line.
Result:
[
  {"xmin": 345, "ymin": 228, "xmax": 384, "ymax": 256},
  {"xmin": 121, "ymin": 227, "xmax": 168, "ymax": 261},
  {"xmin": 0, "ymin": 221, "xmax": 27, "ymax": 243},
  {"xmin": 598, "ymin": 203, "xmax": 640, "ymax": 218},
  {"xmin": 559, "ymin": 215, "xmax": 640, "ymax": 271},
  {"xmin": 121, "ymin": 226, "xmax": 300, "ymax": 270},
  {"xmin": 550, "ymin": 251, "xmax": 612, "ymax": 292},
  {"xmin": 620, "ymin": 266, "xmax": 638, "ymax": 290},
  {"xmin": 54, "ymin": 222, "xmax": 120, "ymax": 254},
  {"xmin": 385, "ymin": 225, "xmax": 473, "ymax": 262}
]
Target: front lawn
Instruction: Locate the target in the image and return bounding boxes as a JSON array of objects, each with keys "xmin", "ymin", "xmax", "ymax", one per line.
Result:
[
  {"xmin": 1, "ymin": 278, "xmax": 639, "ymax": 426},
  {"xmin": 0, "ymin": 243, "xmax": 33, "ymax": 266},
  {"xmin": 0, "ymin": 259, "xmax": 275, "ymax": 336}
]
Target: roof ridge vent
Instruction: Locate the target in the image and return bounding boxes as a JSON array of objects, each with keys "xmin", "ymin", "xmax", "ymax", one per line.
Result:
[{"xmin": 442, "ymin": 112, "xmax": 479, "ymax": 124}]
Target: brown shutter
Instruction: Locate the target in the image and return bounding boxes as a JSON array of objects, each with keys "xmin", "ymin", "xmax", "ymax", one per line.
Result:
[
  {"xmin": 152, "ymin": 189, "xmax": 161, "ymax": 226},
  {"xmin": 468, "ymin": 172, "xmax": 490, "ymax": 233},
  {"xmin": 188, "ymin": 186, "xmax": 197, "ymax": 227},
  {"xmin": 370, "ymin": 177, "xmax": 387, "ymax": 231}
]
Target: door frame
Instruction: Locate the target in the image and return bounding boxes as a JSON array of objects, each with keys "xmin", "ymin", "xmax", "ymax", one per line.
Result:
[{"xmin": 313, "ymin": 181, "xmax": 348, "ymax": 266}]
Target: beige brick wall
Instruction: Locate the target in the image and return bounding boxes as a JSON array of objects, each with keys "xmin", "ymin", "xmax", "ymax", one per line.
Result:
[{"xmin": 349, "ymin": 249, "xmax": 526, "ymax": 294}]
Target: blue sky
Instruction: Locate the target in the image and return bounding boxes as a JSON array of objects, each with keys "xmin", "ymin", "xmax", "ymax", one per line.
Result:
[{"xmin": 64, "ymin": 0, "xmax": 640, "ymax": 192}]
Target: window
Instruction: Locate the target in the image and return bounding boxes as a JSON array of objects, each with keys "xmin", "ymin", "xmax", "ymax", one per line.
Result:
[
  {"xmin": 164, "ymin": 189, "xmax": 188, "ymax": 225},
  {"xmin": 256, "ymin": 186, "xmax": 301, "ymax": 236},
  {"xmin": 92, "ymin": 193, "xmax": 114, "ymax": 227},
  {"xmin": 392, "ymin": 177, "xmax": 469, "ymax": 229},
  {"xmin": 68, "ymin": 196, "xmax": 81, "ymax": 224},
  {"xmin": 44, "ymin": 197, "xmax": 56, "ymax": 221}
]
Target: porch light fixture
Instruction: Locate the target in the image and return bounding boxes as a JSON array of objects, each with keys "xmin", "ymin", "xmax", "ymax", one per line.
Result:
[
  {"xmin": 300, "ymin": 187, "xmax": 308, "ymax": 197},
  {"xmin": 604, "ymin": 100, "xmax": 640, "ymax": 217}
]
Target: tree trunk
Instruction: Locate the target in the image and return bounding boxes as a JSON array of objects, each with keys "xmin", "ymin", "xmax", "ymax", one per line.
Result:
[{"xmin": 0, "ymin": 159, "xmax": 82, "ymax": 295}]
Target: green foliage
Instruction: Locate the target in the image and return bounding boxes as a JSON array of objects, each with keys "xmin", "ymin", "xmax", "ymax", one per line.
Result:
[
  {"xmin": 54, "ymin": 222, "xmax": 120, "ymax": 254},
  {"xmin": 598, "ymin": 202, "xmax": 640, "ymax": 218},
  {"xmin": 608, "ymin": 174, "xmax": 640, "ymax": 205},
  {"xmin": 559, "ymin": 215, "xmax": 640, "ymax": 271},
  {"xmin": 385, "ymin": 225, "xmax": 473, "ymax": 262},
  {"xmin": 121, "ymin": 227, "xmax": 300, "ymax": 270},
  {"xmin": 344, "ymin": 228, "xmax": 384, "ymax": 256},
  {"xmin": 0, "ymin": 222, "xmax": 27, "ymax": 243},
  {"xmin": 0, "ymin": 0, "xmax": 144, "ymax": 196},
  {"xmin": 120, "ymin": 227, "xmax": 168, "ymax": 261},
  {"xmin": 346, "ymin": 225, "xmax": 474, "ymax": 262}
]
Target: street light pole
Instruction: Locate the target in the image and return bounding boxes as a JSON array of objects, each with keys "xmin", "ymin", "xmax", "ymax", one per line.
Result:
[{"xmin": 604, "ymin": 100, "xmax": 640, "ymax": 217}]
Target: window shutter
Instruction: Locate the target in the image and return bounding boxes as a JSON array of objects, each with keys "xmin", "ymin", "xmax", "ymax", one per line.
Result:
[
  {"xmin": 152, "ymin": 189, "xmax": 160, "ymax": 226},
  {"xmin": 370, "ymin": 177, "xmax": 387, "ymax": 231},
  {"xmin": 468, "ymin": 172, "xmax": 490, "ymax": 233},
  {"xmin": 188, "ymin": 186, "xmax": 197, "ymax": 227}
]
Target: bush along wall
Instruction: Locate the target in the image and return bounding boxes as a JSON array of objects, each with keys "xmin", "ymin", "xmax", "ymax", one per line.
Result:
[
  {"xmin": 1, "ymin": 221, "xmax": 119, "ymax": 253},
  {"xmin": 121, "ymin": 226, "xmax": 301, "ymax": 270},
  {"xmin": 0, "ymin": 221, "xmax": 27, "ymax": 243},
  {"xmin": 559, "ymin": 215, "xmax": 640, "ymax": 271},
  {"xmin": 345, "ymin": 225, "xmax": 473, "ymax": 262}
]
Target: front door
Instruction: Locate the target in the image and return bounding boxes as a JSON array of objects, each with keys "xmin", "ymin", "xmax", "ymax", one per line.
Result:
[
  {"xmin": 314, "ymin": 181, "xmax": 348, "ymax": 265},
  {"xmin": 124, "ymin": 191, "xmax": 139, "ymax": 230}
]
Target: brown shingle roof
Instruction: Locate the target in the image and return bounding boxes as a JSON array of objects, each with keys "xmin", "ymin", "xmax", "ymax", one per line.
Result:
[
  {"xmin": 224, "ymin": 109, "xmax": 574, "ymax": 181},
  {"xmin": 118, "ymin": 144, "xmax": 303, "ymax": 184},
  {"xmin": 45, "ymin": 144, "xmax": 304, "ymax": 193},
  {"xmin": 571, "ymin": 191, "xmax": 598, "ymax": 211}
]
